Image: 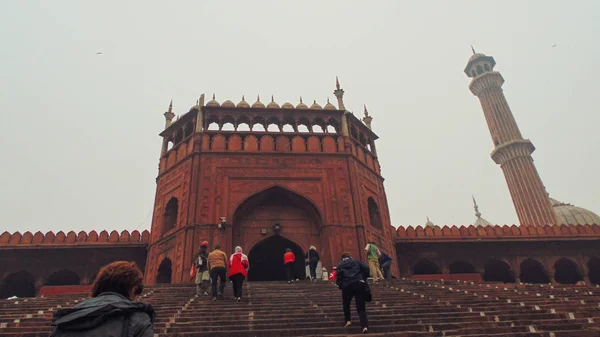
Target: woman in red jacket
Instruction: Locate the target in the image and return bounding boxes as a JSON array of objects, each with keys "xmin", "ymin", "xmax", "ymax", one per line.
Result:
[
  {"xmin": 283, "ymin": 248, "xmax": 297, "ymax": 283},
  {"xmin": 228, "ymin": 246, "xmax": 249, "ymax": 302}
]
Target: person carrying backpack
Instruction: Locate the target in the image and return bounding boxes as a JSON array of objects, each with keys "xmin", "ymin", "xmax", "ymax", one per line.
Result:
[{"xmin": 379, "ymin": 252, "xmax": 393, "ymax": 280}]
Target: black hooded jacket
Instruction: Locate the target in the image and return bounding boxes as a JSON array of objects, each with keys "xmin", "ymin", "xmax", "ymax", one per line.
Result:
[
  {"xmin": 50, "ymin": 292, "xmax": 155, "ymax": 337},
  {"xmin": 336, "ymin": 258, "xmax": 370, "ymax": 289}
]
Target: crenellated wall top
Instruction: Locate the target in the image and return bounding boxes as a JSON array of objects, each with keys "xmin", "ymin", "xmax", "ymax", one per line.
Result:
[
  {"xmin": 396, "ymin": 224, "xmax": 600, "ymax": 242},
  {"xmin": 0, "ymin": 229, "xmax": 150, "ymax": 247}
]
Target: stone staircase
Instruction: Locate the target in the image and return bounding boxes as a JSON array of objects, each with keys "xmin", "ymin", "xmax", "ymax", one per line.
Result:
[{"xmin": 2, "ymin": 279, "xmax": 600, "ymax": 336}]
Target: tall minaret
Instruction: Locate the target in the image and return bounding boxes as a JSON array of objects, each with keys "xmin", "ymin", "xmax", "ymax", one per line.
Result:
[
  {"xmin": 465, "ymin": 50, "xmax": 557, "ymax": 227},
  {"xmin": 164, "ymin": 100, "xmax": 175, "ymax": 129}
]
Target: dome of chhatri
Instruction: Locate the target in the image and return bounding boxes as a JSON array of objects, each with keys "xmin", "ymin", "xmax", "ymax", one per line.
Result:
[
  {"xmin": 206, "ymin": 94, "xmax": 220, "ymax": 107},
  {"xmin": 310, "ymin": 100, "xmax": 322, "ymax": 110},
  {"xmin": 468, "ymin": 52, "xmax": 488, "ymax": 63},
  {"xmin": 281, "ymin": 102, "xmax": 294, "ymax": 109},
  {"xmin": 551, "ymin": 198, "xmax": 600, "ymax": 225},
  {"xmin": 237, "ymin": 96, "xmax": 250, "ymax": 108},
  {"xmin": 296, "ymin": 97, "xmax": 308, "ymax": 109},
  {"xmin": 252, "ymin": 95, "xmax": 265, "ymax": 109},
  {"xmin": 221, "ymin": 100, "xmax": 235, "ymax": 108},
  {"xmin": 266, "ymin": 96, "xmax": 280, "ymax": 109},
  {"xmin": 323, "ymin": 98, "xmax": 336, "ymax": 110}
]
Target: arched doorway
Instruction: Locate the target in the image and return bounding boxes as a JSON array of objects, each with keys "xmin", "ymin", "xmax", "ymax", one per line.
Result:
[
  {"xmin": 0, "ymin": 271, "xmax": 36, "ymax": 298},
  {"xmin": 554, "ymin": 258, "xmax": 583, "ymax": 284},
  {"xmin": 413, "ymin": 260, "xmax": 441, "ymax": 275},
  {"xmin": 46, "ymin": 270, "xmax": 80, "ymax": 286},
  {"xmin": 232, "ymin": 186, "xmax": 322, "ymax": 267},
  {"xmin": 156, "ymin": 258, "xmax": 172, "ymax": 284},
  {"xmin": 484, "ymin": 259, "xmax": 515, "ymax": 283},
  {"xmin": 248, "ymin": 235, "xmax": 305, "ymax": 281},
  {"xmin": 520, "ymin": 259, "xmax": 550, "ymax": 283},
  {"xmin": 449, "ymin": 261, "xmax": 476, "ymax": 274},
  {"xmin": 588, "ymin": 257, "xmax": 600, "ymax": 285}
]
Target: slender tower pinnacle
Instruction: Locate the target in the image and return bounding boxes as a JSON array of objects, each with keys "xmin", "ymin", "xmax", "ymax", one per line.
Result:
[
  {"xmin": 465, "ymin": 52, "xmax": 556, "ymax": 226},
  {"xmin": 333, "ymin": 76, "xmax": 346, "ymax": 110},
  {"xmin": 362, "ymin": 104, "xmax": 373, "ymax": 130},
  {"xmin": 164, "ymin": 99, "xmax": 175, "ymax": 129}
]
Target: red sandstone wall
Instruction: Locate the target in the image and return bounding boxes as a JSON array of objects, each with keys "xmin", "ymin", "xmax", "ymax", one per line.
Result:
[
  {"xmin": 396, "ymin": 224, "xmax": 600, "ymax": 241},
  {"xmin": 0, "ymin": 230, "xmax": 150, "ymax": 246}
]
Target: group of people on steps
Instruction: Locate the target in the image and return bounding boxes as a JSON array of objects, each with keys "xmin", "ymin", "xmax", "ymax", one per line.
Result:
[{"xmin": 48, "ymin": 241, "xmax": 391, "ymax": 336}]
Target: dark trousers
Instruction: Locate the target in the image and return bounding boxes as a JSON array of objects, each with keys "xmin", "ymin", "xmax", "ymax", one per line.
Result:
[
  {"xmin": 381, "ymin": 261, "xmax": 392, "ymax": 279},
  {"xmin": 309, "ymin": 261, "xmax": 318, "ymax": 279},
  {"xmin": 210, "ymin": 267, "xmax": 226, "ymax": 297},
  {"xmin": 285, "ymin": 262, "xmax": 295, "ymax": 281},
  {"xmin": 230, "ymin": 273, "xmax": 245, "ymax": 298},
  {"xmin": 342, "ymin": 281, "xmax": 369, "ymax": 328}
]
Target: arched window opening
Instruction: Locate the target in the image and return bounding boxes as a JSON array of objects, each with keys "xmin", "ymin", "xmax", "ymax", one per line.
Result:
[
  {"xmin": 367, "ymin": 197, "xmax": 382, "ymax": 230},
  {"xmin": 476, "ymin": 65, "xmax": 483, "ymax": 75},
  {"xmin": 484, "ymin": 259, "xmax": 515, "ymax": 283},
  {"xmin": 588, "ymin": 257, "xmax": 600, "ymax": 285},
  {"xmin": 282, "ymin": 124, "xmax": 295, "ymax": 132},
  {"xmin": 520, "ymin": 259, "xmax": 550, "ymax": 283},
  {"xmin": 184, "ymin": 123, "xmax": 194, "ymax": 138},
  {"xmin": 46, "ymin": 270, "xmax": 80, "ymax": 286},
  {"xmin": 208, "ymin": 122, "xmax": 220, "ymax": 131},
  {"xmin": 0, "ymin": 271, "xmax": 36, "ymax": 298},
  {"xmin": 449, "ymin": 261, "xmax": 476, "ymax": 274},
  {"xmin": 253, "ymin": 123, "xmax": 266, "ymax": 132},
  {"xmin": 471, "ymin": 70, "xmax": 477, "ymax": 77},
  {"xmin": 358, "ymin": 133, "xmax": 367, "ymax": 146},
  {"xmin": 156, "ymin": 258, "xmax": 172, "ymax": 284},
  {"xmin": 327, "ymin": 125, "xmax": 337, "ymax": 133},
  {"xmin": 267, "ymin": 124, "xmax": 280, "ymax": 132},
  {"xmin": 222, "ymin": 122, "xmax": 235, "ymax": 131},
  {"xmin": 484, "ymin": 63, "xmax": 491, "ymax": 71},
  {"xmin": 554, "ymin": 258, "xmax": 583, "ymax": 284},
  {"xmin": 413, "ymin": 260, "xmax": 441, "ymax": 275},
  {"xmin": 237, "ymin": 123, "xmax": 251, "ymax": 132},
  {"xmin": 297, "ymin": 125, "xmax": 310, "ymax": 133},
  {"xmin": 174, "ymin": 131, "xmax": 183, "ymax": 144},
  {"xmin": 163, "ymin": 197, "xmax": 178, "ymax": 231},
  {"xmin": 312, "ymin": 125, "xmax": 324, "ymax": 133}
]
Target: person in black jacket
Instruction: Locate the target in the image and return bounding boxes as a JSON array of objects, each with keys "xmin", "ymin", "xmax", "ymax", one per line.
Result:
[
  {"xmin": 379, "ymin": 252, "xmax": 393, "ymax": 280},
  {"xmin": 336, "ymin": 252, "xmax": 370, "ymax": 333},
  {"xmin": 305, "ymin": 245, "xmax": 320, "ymax": 281},
  {"xmin": 50, "ymin": 261, "xmax": 155, "ymax": 337}
]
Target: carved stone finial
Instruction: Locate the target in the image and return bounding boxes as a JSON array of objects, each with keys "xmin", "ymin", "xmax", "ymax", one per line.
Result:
[
  {"xmin": 299, "ymin": 96, "xmax": 303, "ymax": 103},
  {"xmin": 472, "ymin": 195, "xmax": 482, "ymax": 218},
  {"xmin": 212, "ymin": 93, "xmax": 215, "ymax": 100},
  {"xmin": 364, "ymin": 104, "xmax": 369, "ymax": 117},
  {"xmin": 471, "ymin": 45, "xmax": 476, "ymax": 54},
  {"xmin": 242, "ymin": 95, "xmax": 245, "ymax": 101},
  {"xmin": 336, "ymin": 76, "xmax": 340, "ymax": 90},
  {"xmin": 271, "ymin": 95, "xmax": 275, "ymax": 102},
  {"xmin": 168, "ymin": 99, "xmax": 173, "ymax": 113}
]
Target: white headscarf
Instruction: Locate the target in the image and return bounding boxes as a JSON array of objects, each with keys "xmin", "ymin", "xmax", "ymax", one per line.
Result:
[{"xmin": 231, "ymin": 246, "xmax": 248, "ymax": 264}]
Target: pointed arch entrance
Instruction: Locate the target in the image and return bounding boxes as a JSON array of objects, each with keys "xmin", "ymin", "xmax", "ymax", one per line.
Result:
[
  {"xmin": 232, "ymin": 185, "xmax": 322, "ymax": 277},
  {"xmin": 248, "ymin": 235, "xmax": 305, "ymax": 281}
]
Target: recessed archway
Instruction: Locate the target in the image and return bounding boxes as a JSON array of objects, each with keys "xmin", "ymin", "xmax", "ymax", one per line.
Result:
[
  {"xmin": 232, "ymin": 186, "xmax": 322, "ymax": 261},
  {"xmin": 156, "ymin": 258, "xmax": 172, "ymax": 284},
  {"xmin": 413, "ymin": 260, "xmax": 441, "ymax": 275},
  {"xmin": 588, "ymin": 257, "xmax": 600, "ymax": 285},
  {"xmin": 449, "ymin": 261, "xmax": 476, "ymax": 274},
  {"xmin": 0, "ymin": 271, "xmax": 36, "ymax": 298},
  {"xmin": 484, "ymin": 259, "xmax": 515, "ymax": 283},
  {"xmin": 520, "ymin": 259, "xmax": 550, "ymax": 284},
  {"xmin": 247, "ymin": 235, "xmax": 305, "ymax": 281},
  {"xmin": 46, "ymin": 270, "xmax": 80, "ymax": 286},
  {"xmin": 554, "ymin": 258, "xmax": 583, "ymax": 284}
]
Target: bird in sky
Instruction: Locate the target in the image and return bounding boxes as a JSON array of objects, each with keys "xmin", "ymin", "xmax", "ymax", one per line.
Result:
[
  {"xmin": 96, "ymin": 52, "xmax": 103, "ymax": 55},
  {"xmin": 552, "ymin": 44, "xmax": 557, "ymax": 48}
]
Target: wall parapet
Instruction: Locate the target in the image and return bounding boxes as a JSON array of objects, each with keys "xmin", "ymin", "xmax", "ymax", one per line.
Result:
[
  {"xmin": 0, "ymin": 230, "xmax": 150, "ymax": 247},
  {"xmin": 395, "ymin": 224, "xmax": 600, "ymax": 242}
]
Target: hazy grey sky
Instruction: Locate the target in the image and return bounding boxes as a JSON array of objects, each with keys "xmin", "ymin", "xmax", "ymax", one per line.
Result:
[{"xmin": 1, "ymin": 1, "xmax": 598, "ymax": 234}]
